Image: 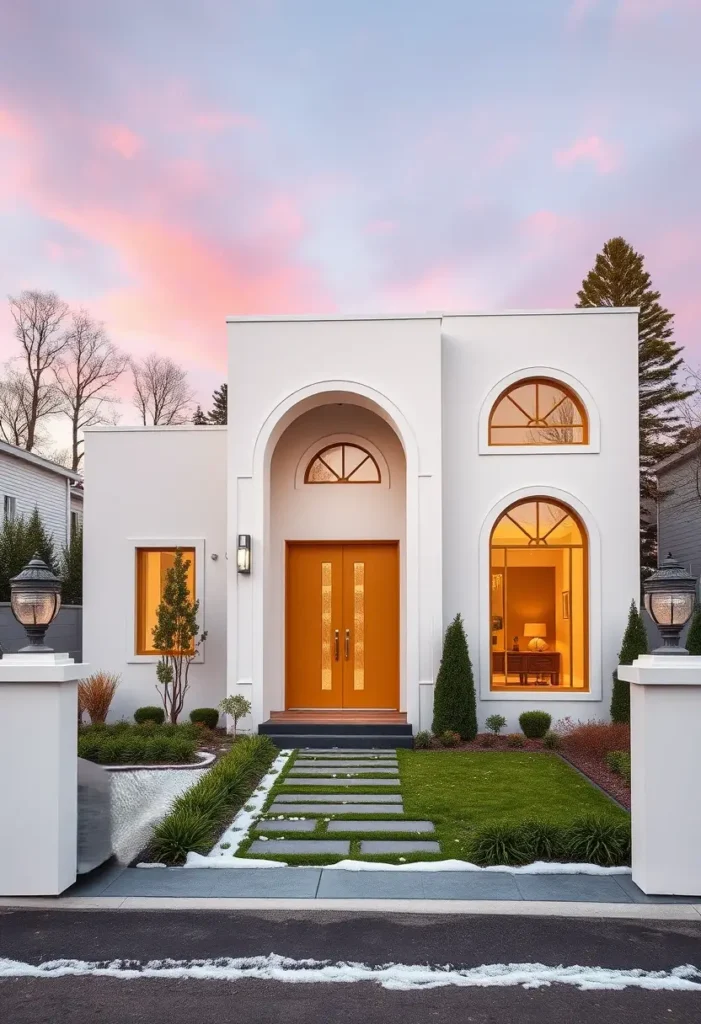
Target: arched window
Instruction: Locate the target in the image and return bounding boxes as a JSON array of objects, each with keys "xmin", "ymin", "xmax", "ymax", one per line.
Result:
[
  {"xmin": 305, "ymin": 443, "xmax": 381, "ymax": 483},
  {"xmin": 488, "ymin": 377, "xmax": 588, "ymax": 446},
  {"xmin": 490, "ymin": 497, "xmax": 588, "ymax": 691}
]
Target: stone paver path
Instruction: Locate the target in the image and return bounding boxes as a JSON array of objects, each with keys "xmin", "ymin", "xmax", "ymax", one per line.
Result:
[{"xmin": 242, "ymin": 748, "xmax": 439, "ymax": 862}]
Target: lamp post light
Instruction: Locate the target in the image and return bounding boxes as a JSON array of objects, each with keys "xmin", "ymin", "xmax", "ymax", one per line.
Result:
[
  {"xmin": 643, "ymin": 552, "xmax": 697, "ymax": 655},
  {"xmin": 9, "ymin": 554, "xmax": 62, "ymax": 653}
]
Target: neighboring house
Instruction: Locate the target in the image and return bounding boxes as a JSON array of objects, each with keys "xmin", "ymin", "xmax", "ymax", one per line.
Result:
[
  {"xmin": 70, "ymin": 480, "xmax": 84, "ymax": 536},
  {"xmin": 0, "ymin": 440, "xmax": 82, "ymax": 546},
  {"xmin": 83, "ymin": 308, "xmax": 640, "ymax": 736},
  {"xmin": 653, "ymin": 441, "xmax": 701, "ymax": 588}
]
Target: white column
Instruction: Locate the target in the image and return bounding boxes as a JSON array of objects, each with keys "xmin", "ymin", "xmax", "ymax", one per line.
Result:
[
  {"xmin": 618, "ymin": 654, "xmax": 701, "ymax": 897},
  {"xmin": 0, "ymin": 653, "xmax": 87, "ymax": 896}
]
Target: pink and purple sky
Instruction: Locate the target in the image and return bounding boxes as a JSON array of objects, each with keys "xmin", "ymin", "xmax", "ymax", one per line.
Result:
[{"xmin": 1, "ymin": 0, "xmax": 699, "ymax": 415}]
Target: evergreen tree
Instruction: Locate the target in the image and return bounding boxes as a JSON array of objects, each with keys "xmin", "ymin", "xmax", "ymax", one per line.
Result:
[
  {"xmin": 152, "ymin": 549, "xmax": 207, "ymax": 722},
  {"xmin": 207, "ymin": 383, "xmax": 227, "ymax": 425},
  {"xmin": 0, "ymin": 508, "xmax": 57, "ymax": 599},
  {"xmin": 432, "ymin": 613, "xmax": 477, "ymax": 739},
  {"xmin": 576, "ymin": 237, "xmax": 691, "ymax": 573},
  {"xmin": 611, "ymin": 599, "xmax": 649, "ymax": 723},
  {"xmin": 685, "ymin": 607, "xmax": 701, "ymax": 655},
  {"xmin": 59, "ymin": 522, "xmax": 82, "ymax": 605},
  {"xmin": 192, "ymin": 405, "xmax": 207, "ymax": 425},
  {"xmin": 24, "ymin": 506, "xmax": 58, "ymax": 575}
]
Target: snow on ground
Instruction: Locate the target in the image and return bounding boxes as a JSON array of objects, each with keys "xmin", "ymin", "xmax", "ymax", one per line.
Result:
[
  {"xmin": 324, "ymin": 859, "xmax": 632, "ymax": 875},
  {"xmin": 1, "ymin": 954, "xmax": 699, "ymax": 991},
  {"xmin": 111, "ymin": 767, "xmax": 206, "ymax": 864}
]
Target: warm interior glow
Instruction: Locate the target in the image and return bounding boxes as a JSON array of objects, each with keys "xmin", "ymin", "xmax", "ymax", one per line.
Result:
[
  {"xmin": 305, "ymin": 443, "xmax": 381, "ymax": 483},
  {"xmin": 490, "ymin": 499, "xmax": 588, "ymax": 691},
  {"xmin": 135, "ymin": 548, "xmax": 195, "ymax": 656},
  {"xmin": 489, "ymin": 378, "xmax": 588, "ymax": 445}
]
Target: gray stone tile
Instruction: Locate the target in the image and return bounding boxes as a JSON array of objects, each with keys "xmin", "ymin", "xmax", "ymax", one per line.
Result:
[
  {"xmin": 316, "ymin": 870, "xmax": 426, "ymax": 899},
  {"xmin": 612, "ymin": 873, "xmax": 701, "ymax": 904},
  {"xmin": 247, "ymin": 840, "xmax": 350, "ymax": 855},
  {"xmin": 69, "ymin": 859, "xmax": 128, "ymax": 896},
  {"xmin": 206, "ymin": 868, "xmax": 321, "ymax": 898},
  {"xmin": 295, "ymin": 760, "xmax": 398, "ymax": 768},
  {"xmin": 274, "ymin": 793, "xmax": 403, "ymax": 803},
  {"xmin": 101, "ymin": 868, "xmax": 217, "ymax": 898},
  {"xmin": 283, "ymin": 778, "xmax": 400, "ymax": 787},
  {"xmin": 514, "ymin": 874, "xmax": 634, "ymax": 903},
  {"xmin": 254, "ymin": 819, "xmax": 317, "ymax": 832},
  {"xmin": 360, "ymin": 840, "xmax": 441, "ymax": 854},
  {"xmin": 328, "ymin": 820, "xmax": 434, "ymax": 833},
  {"xmin": 288, "ymin": 767, "xmax": 399, "ymax": 775},
  {"xmin": 421, "ymin": 872, "xmax": 523, "ymax": 901},
  {"xmin": 269, "ymin": 803, "xmax": 404, "ymax": 815},
  {"xmin": 301, "ymin": 748, "xmax": 398, "ymax": 754}
]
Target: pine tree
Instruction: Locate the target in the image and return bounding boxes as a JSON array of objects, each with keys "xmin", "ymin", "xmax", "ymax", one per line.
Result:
[
  {"xmin": 611, "ymin": 599, "xmax": 649, "ymax": 723},
  {"xmin": 207, "ymin": 383, "xmax": 227, "ymax": 425},
  {"xmin": 685, "ymin": 607, "xmax": 701, "ymax": 655},
  {"xmin": 24, "ymin": 506, "xmax": 58, "ymax": 574},
  {"xmin": 59, "ymin": 522, "xmax": 82, "ymax": 605},
  {"xmin": 432, "ymin": 613, "xmax": 477, "ymax": 739},
  {"xmin": 576, "ymin": 237, "xmax": 691, "ymax": 573},
  {"xmin": 192, "ymin": 405, "xmax": 207, "ymax": 425}
]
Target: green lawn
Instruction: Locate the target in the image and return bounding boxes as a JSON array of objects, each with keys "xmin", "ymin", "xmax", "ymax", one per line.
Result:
[{"xmin": 400, "ymin": 749, "xmax": 627, "ymax": 860}]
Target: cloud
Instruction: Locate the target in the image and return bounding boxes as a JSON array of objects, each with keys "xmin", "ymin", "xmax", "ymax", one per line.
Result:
[
  {"xmin": 554, "ymin": 135, "xmax": 622, "ymax": 173},
  {"xmin": 97, "ymin": 123, "xmax": 142, "ymax": 159}
]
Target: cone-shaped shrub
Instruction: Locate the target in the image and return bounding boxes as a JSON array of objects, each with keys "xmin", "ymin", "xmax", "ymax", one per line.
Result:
[
  {"xmin": 685, "ymin": 607, "xmax": 701, "ymax": 655},
  {"xmin": 611, "ymin": 600, "xmax": 648, "ymax": 723},
  {"xmin": 432, "ymin": 613, "xmax": 477, "ymax": 740}
]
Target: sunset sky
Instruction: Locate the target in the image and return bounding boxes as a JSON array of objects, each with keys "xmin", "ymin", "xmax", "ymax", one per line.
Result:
[{"xmin": 1, "ymin": 0, "xmax": 699, "ymax": 422}]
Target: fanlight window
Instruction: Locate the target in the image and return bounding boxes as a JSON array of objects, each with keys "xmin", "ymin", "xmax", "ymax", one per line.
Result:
[
  {"xmin": 489, "ymin": 377, "xmax": 588, "ymax": 446},
  {"xmin": 305, "ymin": 443, "xmax": 381, "ymax": 484}
]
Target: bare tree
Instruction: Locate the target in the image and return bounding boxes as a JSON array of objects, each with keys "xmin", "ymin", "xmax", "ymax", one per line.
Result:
[
  {"xmin": 54, "ymin": 309, "xmax": 129, "ymax": 470},
  {"xmin": 131, "ymin": 353, "xmax": 194, "ymax": 425},
  {"xmin": 0, "ymin": 368, "xmax": 34, "ymax": 448},
  {"xmin": 8, "ymin": 290, "xmax": 70, "ymax": 450}
]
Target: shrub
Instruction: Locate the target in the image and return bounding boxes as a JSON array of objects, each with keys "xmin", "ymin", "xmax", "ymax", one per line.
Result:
[
  {"xmin": 485, "ymin": 714, "xmax": 507, "ymax": 735},
  {"xmin": 77, "ymin": 727, "xmax": 197, "ymax": 765},
  {"xmin": 521, "ymin": 820, "xmax": 566, "ymax": 861},
  {"xmin": 559, "ymin": 719, "xmax": 630, "ymax": 760},
  {"xmin": 479, "ymin": 733, "xmax": 496, "ymax": 747},
  {"xmin": 611, "ymin": 600, "xmax": 648, "ymax": 724},
  {"xmin": 59, "ymin": 521, "xmax": 82, "ymax": 605},
  {"xmin": 413, "ymin": 730, "xmax": 433, "ymax": 750},
  {"xmin": 77, "ymin": 672, "xmax": 119, "ymax": 724},
  {"xmin": 519, "ymin": 710, "xmax": 551, "ymax": 739},
  {"xmin": 564, "ymin": 816, "xmax": 631, "ymax": 867},
  {"xmin": 470, "ymin": 823, "xmax": 533, "ymax": 867},
  {"xmin": 542, "ymin": 730, "xmax": 562, "ymax": 750},
  {"xmin": 606, "ymin": 750, "xmax": 631, "ymax": 784},
  {"xmin": 506, "ymin": 733, "xmax": 525, "ymax": 748},
  {"xmin": 432, "ymin": 613, "xmax": 477, "ymax": 740},
  {"xmin": 190, "ymin": 708, "xmax": 220, "ymax": 729},
  {"xmin": 149, "ymin": 735, "xmax": 276, "ymax": 864},
  {"xmin": 219, "ymin": 694, "xmax": 252, "ymax": 737},
  {"xmin": 135, "ymin": 706, "xmax": 166, "ymax": 725},
  {"xmin": 439, "ymin": 729, "xmax": 461, "ymax": 747},
  {"xmin": 686, "ymin": 607, "xmax": 701, "ymax": 655}
]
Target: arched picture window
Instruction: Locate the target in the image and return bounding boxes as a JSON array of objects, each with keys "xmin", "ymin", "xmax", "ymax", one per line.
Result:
[
  {"xmin": 488, "ymin": 377, "xmax": 588, "ymax": 445},
  {"xmin": 490, "ymin": 498, "xmax": 588, "ymax": 692},
  {"xmin": 305, "ymin": 443, "xmax": 381, "ymax": 484}
]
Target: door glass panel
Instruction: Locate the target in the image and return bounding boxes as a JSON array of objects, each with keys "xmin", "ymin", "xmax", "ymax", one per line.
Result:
[
  {"xmin": 353, "ymin": 561, "xmax": 365, "ymax": 689},
  {"xmin": 321, "ymin": 561, "xmax": 332, "ymax": 690}
]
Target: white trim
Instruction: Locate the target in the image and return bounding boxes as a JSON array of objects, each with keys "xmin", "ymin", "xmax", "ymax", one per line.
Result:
[
  {"xmin": 84, "ymin": 425, "xmax": 226, "ymax": 434},
  {"xmin": 125, "ymin": 537, "xmax": 206, "ymax": 665},
  {"xmin": 478, "ymin": 486, "xmax": 602, "ymax": 703},
  {"xmin": 226, "ymin": 308, "xmax": 639, "ymax": 324},
  {"xmin": 294, "ymin": 433, "xmax": 391, "ymax": 490},
  {"xmin": 478, "ymin": 367, "xmax": 601, "ymax": 456}
]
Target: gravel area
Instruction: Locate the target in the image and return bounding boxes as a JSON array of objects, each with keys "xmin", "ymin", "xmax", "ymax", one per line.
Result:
[{"xmin": 110, "ymin": 768, "xmax": 205, "ymax": 863}]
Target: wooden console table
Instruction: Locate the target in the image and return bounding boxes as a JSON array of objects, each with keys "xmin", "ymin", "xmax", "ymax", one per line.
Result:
[{"xmin": 492, "ymin": 651, "xmax": 561, "ymax": 686}]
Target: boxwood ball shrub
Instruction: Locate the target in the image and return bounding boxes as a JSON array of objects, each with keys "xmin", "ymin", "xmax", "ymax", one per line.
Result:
[
  {"xmin": 519, "ymin": 710, "xmax": 552, "ymax": 739},
  {"xmin": 135, "ymin": 705, "xmax": 166, "ymax": 725},
  {"xmin": 413, "ymin": 730, "xmax": 433, "ymax": 750},
  {"xmin": 190, "ymin": 707, "xmax": 220, "ymax": 729}
]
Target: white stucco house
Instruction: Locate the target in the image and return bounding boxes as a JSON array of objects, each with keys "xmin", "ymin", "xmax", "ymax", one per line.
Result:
[{"xmin": 83, "ymin": 309, "xmax": 639, "ymax": 743}]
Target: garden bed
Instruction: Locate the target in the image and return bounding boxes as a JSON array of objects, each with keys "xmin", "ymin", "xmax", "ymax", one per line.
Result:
[{"xmin": 78, "ymin": 722, "xmax": 235, "ymax": 766}]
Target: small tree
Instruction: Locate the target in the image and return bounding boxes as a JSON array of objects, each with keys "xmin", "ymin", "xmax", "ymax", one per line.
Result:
[
  {"xmin": 59, "ymin": 522, "xmax": 82, "ymax": 605},
  {"xmin": 219, "ymin": 694, "xmax": 252, "ymax": 737},
  {"xmin": 611, "ymin": 600, "xmax": 648, "ymax": 723},
  {"xmin": 0, "ymin": 507, "xmax": 58, "ymax": 600},
  {"xmin": 152, "ymin": 550, "xmax": 207, "ymax": 723},
  {"xmin": 25, "ymin": 506, "xmax": 58, "ymax": 574},
  {"xmin": 432, "ymin": 613, "xmax": 477, "ymax": 740},
  {"xmin": 685, "ymin": 607, "xmax": 701, "ymax": 655}
]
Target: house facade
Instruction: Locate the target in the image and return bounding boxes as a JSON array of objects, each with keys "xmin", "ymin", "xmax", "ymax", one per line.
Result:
[
  {"xmin": 0, "ymin": 440, "xmax": 82, "ymax": 544},
  {"xmin": 83, "ymin": 309, "xmax": 640, "ymax": 734}
]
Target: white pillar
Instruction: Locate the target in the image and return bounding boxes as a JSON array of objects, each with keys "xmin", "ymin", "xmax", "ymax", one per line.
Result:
[
  {"xmin": 618, "ymin": 654, "xmax": 701, "ymax": 897},
  {"xmin": 0, "ymin": 653, "xmax": 87, "ymax": 896}
]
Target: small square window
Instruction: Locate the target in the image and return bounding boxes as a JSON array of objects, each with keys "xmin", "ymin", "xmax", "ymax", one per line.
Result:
[
  {"xmin": 135, "ymin": 547, "xmax": 196, "ymax": 655},
  {"xmin": 3, "ymin": 495, "xmax": 16, "ymax": 522}
]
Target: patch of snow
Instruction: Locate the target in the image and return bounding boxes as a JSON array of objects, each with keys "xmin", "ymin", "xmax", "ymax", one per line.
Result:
[
  {"xmin": 1, "ymin": 955, "xmax": 699, "ymax": 992},
  {"xmin": 184, "ymin": 852, "xmax": 286, "ymax": 868},
  {"xmin": 135, "ymin": 862, "xmax": 168, "ymax": 869},
  {"xmin": 324, "ymin": 859, "xmax": 632, "ymax": 874}
]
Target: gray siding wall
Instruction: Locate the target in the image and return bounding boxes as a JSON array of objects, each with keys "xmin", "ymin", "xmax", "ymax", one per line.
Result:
[
  {"xmin": 0, "ymin": 453, "xmax": 69, "ymax": 545},
  {"xmin": 0, "ymin": 604, "xmax": 83, "ymax": 662},
  {"xmin": 657, "ymin": 458, "xmax": 701, "ymax": 585}
]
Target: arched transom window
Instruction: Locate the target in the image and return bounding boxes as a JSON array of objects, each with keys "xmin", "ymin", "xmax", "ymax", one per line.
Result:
[
  {"xmin": 305, "ymin": 443, "xmax": 381, "ymax": 484},
  {"xmin": 489, "ymin": 377, "xmax": 588, "ymax": 446},
  {"xmin": 490, "ymin": 498, "xmax": 588, "ymax": 692}
]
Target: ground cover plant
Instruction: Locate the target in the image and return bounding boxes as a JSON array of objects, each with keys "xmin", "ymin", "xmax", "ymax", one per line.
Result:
[{"xmin": 78, "ymin": 722, "xmax": 199, "ymax": 765}]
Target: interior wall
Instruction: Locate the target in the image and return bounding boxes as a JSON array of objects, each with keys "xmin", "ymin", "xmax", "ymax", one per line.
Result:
[
  {"xmin": 505, "ymin": 567, "xmax": 555, "ymax": 650},
  {"xmin": 268, "ymin": 404, "xmax": 406, "ymax": 712}
]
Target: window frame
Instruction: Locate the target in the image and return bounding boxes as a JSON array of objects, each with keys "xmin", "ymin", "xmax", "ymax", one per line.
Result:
[
  {"xmin": 304, "ymin": 442, "xmax": 382, "ymax": 484},
  {"xmin": 488, "ymin": 377, "xmax": 589, "ymax": 448},
  {"xmin": 3, "ymin": 495, "xmax": 16, "ymax": 522},
  {"xmin": 126, "ymin": 537, "xmax": 206, "ymax": 664}
]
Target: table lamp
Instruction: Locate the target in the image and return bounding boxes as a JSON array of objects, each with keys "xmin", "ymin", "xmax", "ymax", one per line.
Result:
[{"xmin": 524, "ymin": 623, "xmax": 547, "ymax": 652}]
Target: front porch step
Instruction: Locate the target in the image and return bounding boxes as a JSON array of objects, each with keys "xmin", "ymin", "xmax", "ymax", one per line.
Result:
[
  {"xmin": 258, "ymin": 731, "xmax": 413, "ymax": 749},
  {"xmin": 259, "ymin": 721, "xmax": 412, "ymax": 736}
]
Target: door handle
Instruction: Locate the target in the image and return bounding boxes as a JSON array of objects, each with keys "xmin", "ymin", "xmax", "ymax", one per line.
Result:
[
  {"xmin": 334, "ymin": 630, "xmax": 339, "ymax": 661},
  {"xmin": 345, "ymin": 629, "xmax": 350, "ymax": 660}
]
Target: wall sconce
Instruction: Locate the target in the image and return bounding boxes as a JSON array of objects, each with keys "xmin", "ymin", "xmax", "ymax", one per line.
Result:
[{"xmin": 237, "ymin": 534, "xmax": 251, "ymax": 574}]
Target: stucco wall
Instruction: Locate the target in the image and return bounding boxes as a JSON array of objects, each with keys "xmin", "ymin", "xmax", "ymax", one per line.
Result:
[
  {"xmin": 0, "ymin": 451, "xmax": 70, "ymax": 544},
  {"xmin": 82, "ymin": 426, "xmax": 227, "ymax": 721}
]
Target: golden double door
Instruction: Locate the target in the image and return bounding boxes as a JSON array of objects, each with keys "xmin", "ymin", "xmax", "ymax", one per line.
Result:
[{"xmin": 285, "ymin": 542, "xmax": 399, "ymax": 710}]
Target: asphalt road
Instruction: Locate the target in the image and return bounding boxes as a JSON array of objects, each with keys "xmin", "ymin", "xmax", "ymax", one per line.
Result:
[{"xmin": 1, "ymin": 909, "xmax": 700, "ymax": 1023}]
